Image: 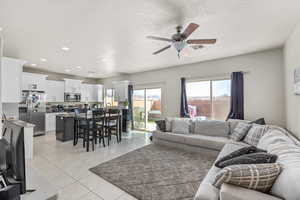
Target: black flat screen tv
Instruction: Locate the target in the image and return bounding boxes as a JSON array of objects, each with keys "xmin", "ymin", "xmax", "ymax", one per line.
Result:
[{"xmin": 1, "ymin": 121, "xmax": 26, "ymax": 194}]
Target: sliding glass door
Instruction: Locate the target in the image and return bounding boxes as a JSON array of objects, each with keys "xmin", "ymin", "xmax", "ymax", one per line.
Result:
[{"xmin": 133, "ymin": 88, "xmax": 162, "ymax": 131}]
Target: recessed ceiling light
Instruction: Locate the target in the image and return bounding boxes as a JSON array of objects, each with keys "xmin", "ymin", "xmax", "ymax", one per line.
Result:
[
  {"xmin": 31, "ymin": 63, "xmax": 37, "ymax": 67},
  {"xmin": 65, "ymin": 69, "xmax": 71, "ymax": 73},
  {"xmin": 61, "ymin": 46, "xmax": 70, "ymax": 51},
  {"xmin": 40, "ymin": 58, "xmax": 47, "ymax": 62},
  {"xmin": 76, "ymin": 66, "xmax": 82, "ymax": 69},
  {"xmin": 101, "ymin": 58, "xmax": 109, "ymax": 62}
]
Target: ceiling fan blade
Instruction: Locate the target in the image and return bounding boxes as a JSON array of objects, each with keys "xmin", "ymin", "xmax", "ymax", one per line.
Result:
[
  {"xmin": 153, "ymin": 45, "xmax": 171, "ymax": 55},
  {"xmin": 182, "ymin": 23, "xmax": 199, "ymax": 38},
  {"xmin": 147, "ymin": 36, "xmax": 173, "ymax": 42},
  {"xmin": 187, "ymin": 39, "xmax": 217, "ymax": 44}
]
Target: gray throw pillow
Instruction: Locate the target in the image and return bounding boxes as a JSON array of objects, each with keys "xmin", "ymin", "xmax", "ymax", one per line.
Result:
[
  {"xmin": 244, "ymin": 124, "xmax": 269, "ymax": 146},
  {"xmin": 213, "ymin": 163, "xmax": 282, "ymax": 193},
  {"xmin": 230, "ymin": 122, "xmax": 252, "ymax": 141},
  {"xmin": 155, "ymin": 120, "xmax": 166, "ymax": 132},
  {"xmin": 250, "ymin": 118, "xmax": 266, "ymax": 125},
  {"xmin": 217, "ymin": 152, "xmax": 278, "ymax": 168},
  {"xmin": 171, "ymin": 119, "xmax": 190, "ymax": 134},
  {"xmin": 215, "ymin": 146, "xmax": 266, "ymax": 168}
]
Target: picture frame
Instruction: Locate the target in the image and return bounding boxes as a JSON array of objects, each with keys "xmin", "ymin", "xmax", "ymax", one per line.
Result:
[{"xmin": 294, "ymin": 67, "xmax": 300, "ymax": 95}]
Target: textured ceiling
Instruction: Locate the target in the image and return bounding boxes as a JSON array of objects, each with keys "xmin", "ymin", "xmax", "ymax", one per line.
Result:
[{"xmin": 1, "ymin": 0, "xmax": 300, "ymax": 78}]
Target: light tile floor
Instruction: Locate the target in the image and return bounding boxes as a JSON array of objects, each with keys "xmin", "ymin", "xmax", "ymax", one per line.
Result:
[{"xmin": 24, "ymin": 131, "xmax": 151, "ymax": 200}]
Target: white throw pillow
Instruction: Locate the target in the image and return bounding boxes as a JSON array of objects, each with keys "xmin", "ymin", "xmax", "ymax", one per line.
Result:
[
  {"xmin": 171, "ymin": 119, "xmax": 190, "ymax": 134},
  {"xmin": 165, "ymin": 117, "xmax": 174, "ymax": 132}
]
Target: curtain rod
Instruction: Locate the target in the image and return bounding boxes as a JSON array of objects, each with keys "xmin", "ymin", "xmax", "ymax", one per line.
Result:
[{"xmin": 186, "ymin": 70, "xmax": 250, "ymax": 81}]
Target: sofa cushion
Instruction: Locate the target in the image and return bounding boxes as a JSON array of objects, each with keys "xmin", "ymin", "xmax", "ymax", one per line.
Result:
[
  {"xmin": 152, "ymin": 131, "xmax": 187, "ymax": 144},
  {"xmin": 217, "ymin": 152, "xmax": 277, "ymax": 168},
  {"xmin": 213, "ymin": 163, "xmax": 282, "ymax": 193},
  {"xmin": 171, "ymin": 119, "xmax": 190, "ymax": 134},
  {"xmin": 257, "ymin": 129, "xmax": 295, "ymax": 150},
  {"xmin": 194, "ymin": 120, "xmax": 230, "ymax": 137},
  {"xmin": 230, "ymin": 122, "xmax": 252, "ymax": 141},
  {"xmin": 257, "ymin": 128, "xmax": 300, "ymax": 200},
  {"xmin": 183, "ymin": 134, "xmax": 229, "ymax": 151},
  {"xmin": 215, "ymin": 146, "xmax": 266, "ymax": 168},
  {"xmin": 153, "ymin": 131, "xmax": 229, "ymax": 151},
  {"xmin": 220, "ymin": 183, "xmax": 283, "ymax": 200},
  {"xmin": 243, "ymin": 124, "xmax": 269, "ymax": 146},
  {"xmin": 194, "ymin": 142, "xmax": 249, "ymax": 200}
]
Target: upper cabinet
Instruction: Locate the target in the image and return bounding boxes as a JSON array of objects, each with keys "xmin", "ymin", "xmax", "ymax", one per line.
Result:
[
  {"xmin": 64, "ymin": 79, "xmax": 82, "ymax": 93},
  {"xmin": 81, "ymin": 84, "xmax": 103, "ymax": 103},
  {"xmin": 113, "ymin": 81, "xmax": 130, "ymax": 102},
  {"xmin": 22, "ymin": 72, "xmax": 47, "ymax": 91},
  {"xmin": 1, "ymin": 57, "xmax": 25, "ymax": 103},
  {"xmin": 46, "ymin": 80, "xmax": 64, "ymax": 102}
]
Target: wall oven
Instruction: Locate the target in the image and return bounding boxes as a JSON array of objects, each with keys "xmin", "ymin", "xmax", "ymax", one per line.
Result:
[{"xmin": 64, "ymin": 93, "xmax": 81, "ymax": 102}]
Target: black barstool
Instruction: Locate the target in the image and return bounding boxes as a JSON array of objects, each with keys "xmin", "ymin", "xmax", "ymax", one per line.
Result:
[{"xmin": 74, "ymin": 108, "xmax": 87, "ymax": 147}]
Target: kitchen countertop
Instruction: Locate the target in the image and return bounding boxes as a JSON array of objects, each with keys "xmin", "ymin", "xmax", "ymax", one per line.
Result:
[
  {"xmin": 7, "ymin": 119, "xmax": 35, "ymax": 128},
  {"xmin": 56, "ymin": 113, "xmax": 75, "ymax": 118}
]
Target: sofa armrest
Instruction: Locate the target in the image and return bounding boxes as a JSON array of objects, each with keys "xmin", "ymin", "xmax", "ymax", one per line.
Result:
[{"xmin": 220, "ymin": 183, "xmax": 282, "ymax": 200}]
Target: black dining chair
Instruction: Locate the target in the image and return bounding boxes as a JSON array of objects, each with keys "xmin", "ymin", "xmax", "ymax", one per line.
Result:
[
  {"xmin": 92, "ymin": 109, "xmax": 106, "ymax": 147},
  {"xmin": 104, "ymin": 109, "xmax": 121, "ymax": 145}
]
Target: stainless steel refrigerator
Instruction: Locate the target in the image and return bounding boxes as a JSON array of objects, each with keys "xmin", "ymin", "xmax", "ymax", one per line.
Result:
[{"xmin": 19, "ymin": 90, "xmax": 46, "ymax": 136}]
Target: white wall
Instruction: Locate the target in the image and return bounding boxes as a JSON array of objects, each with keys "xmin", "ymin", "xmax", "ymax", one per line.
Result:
[
  {"xmin": 284, "ymin": 22, "xmax": 300, "ymax": 138},
  {"xmin": 101, "ymin": 48, "xmax": 286, "ymax": 127},
  {"xmin": 2, "ymin": 103, "xmax": 19, "ymax": 119}
]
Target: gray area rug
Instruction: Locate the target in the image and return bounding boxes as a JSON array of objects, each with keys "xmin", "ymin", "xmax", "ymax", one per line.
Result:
[{"xmin": 90, "ymin": 144, "xmax": 218, "ymax": 200}]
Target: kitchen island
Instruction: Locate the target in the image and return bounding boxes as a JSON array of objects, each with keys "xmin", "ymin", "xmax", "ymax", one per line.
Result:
[
  {"xmin": 54, "ymin": 108, "xmax": 130, "ymax": 143},
  {"xmin": 55, "ymin": 113, "xmax": 75, "ymax": 142}
]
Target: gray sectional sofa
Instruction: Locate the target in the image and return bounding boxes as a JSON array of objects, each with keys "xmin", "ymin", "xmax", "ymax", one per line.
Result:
[{"xmin": 152, "ymin": 118, "xmax": 300, "ymax": 200}]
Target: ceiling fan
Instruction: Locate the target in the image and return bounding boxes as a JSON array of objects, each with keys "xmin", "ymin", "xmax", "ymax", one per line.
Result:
[{"xmin": 147, "ymin": 23, "xmax": 216, "ymax": 58}]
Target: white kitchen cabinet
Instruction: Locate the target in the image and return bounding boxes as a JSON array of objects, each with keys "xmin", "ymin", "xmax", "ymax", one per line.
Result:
[
  {"xmin": 22, "ymin": 72, "xmax": 47, "ymax": 91},
  {"xmin": 1, "ymin": 57, "xmax": 25, "ymax": 103},
  {"xmin": 46, "ymin": 80, "xmax": 65, "ymax": 102},
  {"xmin": 64, "ymin": 79, "xmax": 82, "ymax": 93},
  {"xmin": 81, "ymin": 84, "xmax": 103, "ymax": 102},
  {"xmin": 113, "ymin": 81, "xmax": 130, "ymax": 102}
]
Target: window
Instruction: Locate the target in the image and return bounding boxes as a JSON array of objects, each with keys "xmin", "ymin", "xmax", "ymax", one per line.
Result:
[
  {"xmin": 105, "ymin": 88, "xmax": 118, "ymax": 106},
  {"xmin": 186, "ymin": 79, "xmax": 231, "ymax": 120}
]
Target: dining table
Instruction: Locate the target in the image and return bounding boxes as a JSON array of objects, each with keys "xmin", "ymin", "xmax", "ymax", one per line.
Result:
[{"xmin": 74, "ymin": 111, "xmax": 123, "ymax": 148}]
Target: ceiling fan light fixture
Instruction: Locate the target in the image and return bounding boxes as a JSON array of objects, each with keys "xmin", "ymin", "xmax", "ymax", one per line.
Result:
[{"xmin": 173, "ymin": 41, "xmax": 186, "ymax": 52}]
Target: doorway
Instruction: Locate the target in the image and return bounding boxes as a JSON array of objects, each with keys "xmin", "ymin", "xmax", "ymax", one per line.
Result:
[{"xmin": 133, "ymin": 88, "xmax": 162, "ymax": 131}]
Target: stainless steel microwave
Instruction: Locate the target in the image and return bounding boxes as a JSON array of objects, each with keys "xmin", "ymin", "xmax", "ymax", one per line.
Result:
[{"xmin": 64, "ymin": 93, "xmax": 81, "ymax": 102}]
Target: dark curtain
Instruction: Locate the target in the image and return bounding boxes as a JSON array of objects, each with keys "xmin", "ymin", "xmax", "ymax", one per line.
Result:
[
  {"xmin": 180, "ymin": 77, "xmax": 189, "ymax": 118},
  {"xmin": 128, "ymin": 85, "xmax": 134, "ymax": 128},
  {"xmin": 227, "ymin": 72, "xmax": 244, "ymax": 120}
]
